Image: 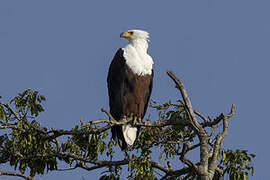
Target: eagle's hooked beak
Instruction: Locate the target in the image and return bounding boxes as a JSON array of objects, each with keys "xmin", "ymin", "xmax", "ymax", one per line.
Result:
[{"xmin": 120, "ymin": 31, "xmax": 133, "ymax": 38}]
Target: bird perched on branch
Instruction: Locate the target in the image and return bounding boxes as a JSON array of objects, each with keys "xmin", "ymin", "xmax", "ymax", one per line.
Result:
[{"xmin": 107, "ymin": 30, "xmax": 154, "ymax": 150}]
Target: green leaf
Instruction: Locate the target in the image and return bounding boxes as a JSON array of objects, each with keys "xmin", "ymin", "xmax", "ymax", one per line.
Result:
[
  {"xmin": 0, "ymin": 105, "xmax": 7, "ymax": 121},
  {"xmin": 19, "ymin": 162, "xmax": 26, "ymax": 174},
  {"xmin": 250, "ymin": 153, "xmax": 256, "ymax": 158},
  {"xmin": 158, "ymin": 152, "xmax": 163, "ymax": 161},
  {"xmin": 251, "ymin": 167, "xmax": 254, "ymax": 176},
  {"xmin": 243, "ymin": 173, "xmax": 248, "ymax": 180},
  {"xmin": 222, "ymin": 150, "xmax": 226, "ymax": 162}
]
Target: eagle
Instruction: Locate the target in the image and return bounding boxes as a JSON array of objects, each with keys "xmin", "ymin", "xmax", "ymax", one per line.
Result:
[{"xmin": 107, "ymin": 30, "xmax": 154, "ymax": 150}]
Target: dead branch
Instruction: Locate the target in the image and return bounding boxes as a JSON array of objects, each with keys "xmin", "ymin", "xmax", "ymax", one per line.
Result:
[
  {"xmin": 201, "ymin": 105, "xmax": 234, "ymax": 128},
  {"xmin": 0, "ymin": 171, "xmax": 34, "ymax": 180},
  {"xmin": 180, "ymin": 143, "xmax": 199, "ymax": 172},
  {"xmin": 167, "ymin": 71, "xmax": 211, "ymax": 176},
  {"xmin": 208, "ymin": 104, "xmax": 235, "ymax": 174},
  {"xmin": 166, "ymin": 71, "xmax": 208, "ymax": 136}
]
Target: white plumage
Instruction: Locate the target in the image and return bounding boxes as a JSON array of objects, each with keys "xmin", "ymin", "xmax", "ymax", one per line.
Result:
[
  {"xmin": 122, "ymin": 30, "xmax": 154, "ymax": 76},
  {"xmin": 122, "ymin": 124, "xmax": 137, "ymax": 146}
]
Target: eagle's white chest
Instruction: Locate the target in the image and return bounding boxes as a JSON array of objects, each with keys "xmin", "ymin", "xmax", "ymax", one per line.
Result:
[{"xmin": 122, "ymin": 44, "xmax": 153, "ymax": 76}]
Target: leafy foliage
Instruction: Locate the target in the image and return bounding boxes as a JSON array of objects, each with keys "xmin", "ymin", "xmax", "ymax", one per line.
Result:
[
  {"xmin": 0, "ymin": 90, "xmax": 55, "ymax": 176},
  {"xmin": 220, "ymin": 149, "xmax": 256, "ymax": 180},
  {"xmin": 0, "ymin": 89, "xmax": 256, "ymax": 180},
  {"xmin": 0, "ymin": 105, "xmax": 6, "ymax": 121},
  {"xmin": 128, "ymin": 155, "xmax": 156, "ymax": 180},
  {"xmin": 10, "ymin": 89, "xmax": 45, "ymax": 117}
]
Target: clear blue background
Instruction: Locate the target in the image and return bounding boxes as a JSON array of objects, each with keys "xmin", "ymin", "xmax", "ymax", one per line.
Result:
[{"xmin": 0, "ymin": 0, "xmax": 269, "ymax": 179}]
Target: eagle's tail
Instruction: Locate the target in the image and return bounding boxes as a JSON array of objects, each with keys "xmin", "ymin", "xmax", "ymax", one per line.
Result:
[
  {"xmin": 111, "ymin": 126, "xmax": 127, "ymax": 150},
  {"xmin": 122, "ymin": 124, "xmax": 137, "ymax": 146},
  {"xmin": 111, "ymin": 120, "xmax": 138, "ymax": 151}
]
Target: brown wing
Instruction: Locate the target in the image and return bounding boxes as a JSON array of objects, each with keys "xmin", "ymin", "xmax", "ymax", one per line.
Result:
[{"xmin": 107, "ymin": 48, "xmax": 127, "ymax": 150}]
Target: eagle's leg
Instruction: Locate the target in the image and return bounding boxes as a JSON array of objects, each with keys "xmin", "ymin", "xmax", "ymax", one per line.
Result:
[
  {"xmin": 124, "ymin": 150, "xmax": 129, "ymax": 159},
  {"xmin": 129, "ymin": 113, "xmax": 133, "ymax": 124},
  {"xmin": 122, "ymin": 115, "xmax": 127, "ymax": 123},
  {"xmin": 133, "ymin": 116, "xmax": 137, "ymax": 126},
  {"xmin": 138, "ymin": 117, "xmax": 142, "ymax": 124}
]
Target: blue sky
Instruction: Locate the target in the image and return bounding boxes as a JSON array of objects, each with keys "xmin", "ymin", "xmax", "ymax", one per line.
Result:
[{"xmin": 1, "ymin": 0, "xmax": 269, "ymax": 179}]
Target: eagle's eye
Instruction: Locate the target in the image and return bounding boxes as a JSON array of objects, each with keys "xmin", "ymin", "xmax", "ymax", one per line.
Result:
[{"xmin": 129, "ymin": 31, "xmax": 134, "ymax": 35}]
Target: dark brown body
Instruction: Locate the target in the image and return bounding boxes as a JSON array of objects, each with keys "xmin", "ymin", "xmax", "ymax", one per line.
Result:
[{"xmin": 122, "ymin": 66, "xmax": 152, "ymax": 118}]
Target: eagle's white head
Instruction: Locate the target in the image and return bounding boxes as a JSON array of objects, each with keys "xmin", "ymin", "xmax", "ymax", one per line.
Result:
[
  {"xmin": 120, "ymin": 29, "xmax": 150, "ymax": 42},
  {"xmin": 120, "ymin": 29, "xmax": 153, "ymax": 76}
]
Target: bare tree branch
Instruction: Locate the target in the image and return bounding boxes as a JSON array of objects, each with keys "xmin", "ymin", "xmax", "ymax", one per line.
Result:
[
  {"xmin": 194, "ymin": 110, "xmax": 208, "ymax": 123},
  {"xmin": 208, "ymin": 104, "xmax": 235, "ymax": 176},
  {"xmin": 167, "ymin": 71, "xmax": 210, "ymax": 177},
  {"xmin": 83, "ymin": 108, "xmax": 190, "ymax": 128},
  {"xmin": 166, "ymin": 71, "xmax": 203, "ymax": 134},
  {"xmin": 46, "ymin": 125, "xmax": 112, "ymax": 140},
  {"xmin": 161, "ymin": 167, "xmax": 194, "ymax": 180},
  {"xmin": 0, "ymin": 171, "xmax": 34, "ymax": 180},
  {"xmin": 180, "ymin": 143, "xmax": 199, "ymax": 172},
  {"xmin": 201, "ymin": 108, "xmax": 234, "ymax": 128},
  {"xmin": 0, "ymin": 123, "xmax": 18, "ymax": 130}
]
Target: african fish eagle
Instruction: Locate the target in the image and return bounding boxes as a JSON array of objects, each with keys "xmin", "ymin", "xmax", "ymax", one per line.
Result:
[{"xmin": 107, "ymin": 30, "xmax": 154, "ymax": 150}]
